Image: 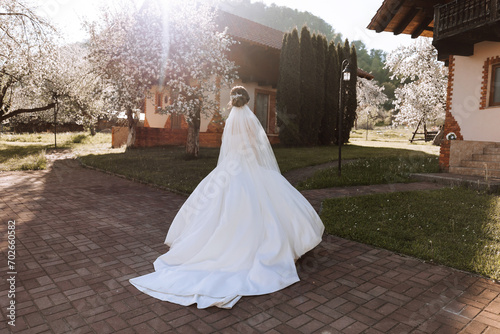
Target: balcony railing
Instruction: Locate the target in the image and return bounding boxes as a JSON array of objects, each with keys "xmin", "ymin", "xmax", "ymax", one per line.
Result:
[{"xmin": 435, "ymin": 0, "xmax": 500, "ymax": 39}]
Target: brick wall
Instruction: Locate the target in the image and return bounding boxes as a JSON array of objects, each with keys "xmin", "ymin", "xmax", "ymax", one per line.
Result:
[
  {"xmin": 439, "ymin": 140, "xmax": 451, "ymax": 171},
  {"xmin": 439, "ymin": 55, "xmax": 464, "ymax": 171},
  {"xmin": 112, "ymin": 126, "xmax": 280, "ymax": 148},
  {"xmin": 135, "ymin": 128, "xmax": 224, "ymax": 148},
  {"xmin": 112, "ymin": 127, "xmax": 129, "ymax": 148},
  {"xmin": 268, "ymin": 135, "xmax": 280, "ymax": 145},
  {"xmin": 135, "ymin": 127, "xmax": 187, "ymax": 147}
]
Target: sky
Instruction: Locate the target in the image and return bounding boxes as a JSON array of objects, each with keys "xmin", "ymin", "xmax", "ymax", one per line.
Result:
[
  {"xmin": 256, "ymin": 0, "xmax": 415, "ymax": 52},
  {"xmin": 39, "ymin": 0, "xmax": 416, "ymax": 53}
]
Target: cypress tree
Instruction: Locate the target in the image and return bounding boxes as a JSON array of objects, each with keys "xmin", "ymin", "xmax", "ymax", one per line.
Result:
[
  {"xmin": 335, "ymin": 41, "xmax": 345, "ymax": 145},
  {"xmin": 278, "ymin": 30, "xmax": 358, "ymax": 147},
  {"xmin": 319, "ymin": 40, "xmax": 339, "ymax": 145},
  {"xmin": 299, "ymin": 25, "xmax": 316, "ymax": 145},
  {"xmin": 343, "ymin": 43, "xmax": 358, "ymax": 144},
  {"xmin": 312, "ymin": 33, "xmax": 327, "ymax": 145},
  {"xmin": 276, "ymin": 32, "xmax": 288, "ymax": 130},
  {"xmin": 334, "ymin": 39, "xmax": 358, "ymax": 145},
  {"xmin": 277, "ymin": 28, "xmax": 301, "ymax": 146}
]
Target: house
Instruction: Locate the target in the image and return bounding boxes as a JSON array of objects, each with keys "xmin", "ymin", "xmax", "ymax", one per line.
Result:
[
  {"xmin": 368, "ymin": 0, "xmax": 500, "ymax": 178},
  {"xmin": 113, "ymin": 9, "xmax": 375, "ymax": 148},
  {"xmin": 112, "ymin": 10, "xmax": 284, "ymax": 148}
]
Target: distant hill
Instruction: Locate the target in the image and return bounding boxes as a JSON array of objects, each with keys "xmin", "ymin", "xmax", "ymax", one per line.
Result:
[{"xmin": 218, "ymin": 0, "xmax": 342, "ymax": 44}]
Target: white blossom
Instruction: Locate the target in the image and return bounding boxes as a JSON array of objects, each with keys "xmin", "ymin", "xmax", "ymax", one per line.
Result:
[
  {"xmin": 1, "ymin": 0, "xmax": 107, "ymax": 128},
  {"xmin": 160, "ymin": 0, "xmax": 237, "ymax": 120},
  {"xmin": 385, "ymin": 38, "xmax": 448, "ymax": 127},
  {"xmin": 85, "ymin": 0, "xmax": 237, "ymax": 150},
  {"xmin": 0, "ymin": 0, "xmax": 58, "ymax": 123},
  {"xmin": 356, "ymin": 78, "xmax": 388, "ymax": 125}
]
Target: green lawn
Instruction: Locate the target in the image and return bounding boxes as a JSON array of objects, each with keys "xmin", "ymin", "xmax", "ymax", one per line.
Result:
[
  {"xmin": 81, "ymin": 146, "xmax": 219, "ymax": 194},
  {"xmin": 0, "ymin": 143, "xmax": 48, "ymax": 171},
  {"xmin": 0, "ymin": 132, "xmax": 113, "ymax": 172},
  {"xmin": 320, "ymin": 187, "xmax": 500, "ymax": 280},
  {"xmin": 273, "ymin": 144, "xmax": 437, "ymax": 173},
  {"xmin": 297, "ymin": 153, "xmax": 439, "ymax": 190},
  {"xmin": 79, "ymin": 144, "xmax": 438, "ymax": 194}
]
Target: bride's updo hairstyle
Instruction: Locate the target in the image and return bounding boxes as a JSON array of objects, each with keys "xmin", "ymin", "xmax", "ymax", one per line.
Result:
[{"xmin": 230, "ymin": 86, "xmax": 250, "ymax": 107}]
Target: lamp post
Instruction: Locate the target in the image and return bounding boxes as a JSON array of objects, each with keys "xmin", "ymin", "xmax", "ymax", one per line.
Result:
[
  {"xmin": 338, "ymin": 59, "xmax": 351, "ymax": 177},
  {"xmin": 53, "ymin": 99, "xmax": 58, "ymax": 149}
]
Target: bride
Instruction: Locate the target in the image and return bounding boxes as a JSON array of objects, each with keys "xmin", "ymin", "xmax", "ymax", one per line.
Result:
[{"xmin": 130, "ymin": 86, "xmax": 324, "ymax": 309}]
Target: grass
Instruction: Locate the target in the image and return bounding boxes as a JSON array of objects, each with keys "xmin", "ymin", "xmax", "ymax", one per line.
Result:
[
  {"xmin": 80, "ymin": 146, "xmax": 219, "ymax": 194},
  {"xmin": 349, "ymin": 126, "xmax": 440, "ymax": 143},
  {"xmin": 0, "ymin": 144, "xmax": 48, "ymax": 171},
  {"xmin": 320, "ymin": 187, "xmax": 500, "ymax": 280},
  {"xmin": 350, "ymin": 127, "xmax": 415, "ymax": 141},
  {"xmin": 273, "ymin": 144, "xmax": 437, "ymax": 173},
  {"xmin": 79, "ymin": 144, "xmax": 438, "ymax": 194},
  {"xmin": 0, "ymin": 132, "xmax": 113, "ymax": 171},
  {"xmin": 298, "ymin": 153, "xmax": 440, "ymax": 190}
]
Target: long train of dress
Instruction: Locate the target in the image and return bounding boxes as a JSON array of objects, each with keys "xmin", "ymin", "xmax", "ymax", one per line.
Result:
[{"xmin": 129, "ymin": 105, "xmax": 324, "ymax": 308}]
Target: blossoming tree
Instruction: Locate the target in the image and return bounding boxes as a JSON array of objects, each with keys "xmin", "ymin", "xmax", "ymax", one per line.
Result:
[
  {"xmin": 160, "ymin": 0, "xmax": 237, "ymax": 157},
  {"xmin": 85, "ymin": 1, "xmax": 164, "ymax": 147},
  {"xmin": 86, "ymin": 0, "xmax": 237, "ymax": 156},
  {"xmin": 0, "ymin": 0, "xmax": 57, "ymax": 123},
  {"xmin": 356, "ymin": 78, "xmax": 388, "ymax": 138},
  {"xmin": 52, "ymin": 43, "xmax": 108, "ymax": 132},
  {"xmin": 385, "ymin": 38, "xmax": 448, "ymax": 129},
  {"xmin": 1, "ymin": 0, "xmax": 108, "ymax": 132},
  {"xmin": 10, "ymin": 42, "xmax": 108, "ymax": 132}
]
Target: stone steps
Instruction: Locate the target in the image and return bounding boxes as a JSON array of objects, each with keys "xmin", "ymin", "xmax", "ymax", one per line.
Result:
[
  {"xmin": 471, "ymin": 153, "xmax": 500, "ymax": 161},
  {"xmin": 452, "ymin": 143, "xmax": 500, "ymax": 179},
  {"xmin": 484, "ymin": 147, "xmax": 500, "ymax": 154}
]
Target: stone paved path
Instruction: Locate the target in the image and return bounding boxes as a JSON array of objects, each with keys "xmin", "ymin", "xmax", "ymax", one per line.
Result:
[{"xmin": 1, "ymin": 156, "xmax": 499, "ymax": 333}]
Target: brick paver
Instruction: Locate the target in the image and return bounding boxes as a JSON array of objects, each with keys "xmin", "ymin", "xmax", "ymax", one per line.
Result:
[{"xmin": 1, "ymin": 156, "xmax": 499, "ymax": 333}]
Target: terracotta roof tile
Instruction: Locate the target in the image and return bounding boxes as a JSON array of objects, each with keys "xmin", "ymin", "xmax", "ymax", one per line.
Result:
[
  {"xmin": 357, "ymin": 68, "xmax": 374, "ymax": 80},
  {"xmin": 216, "ymin": 10, "xmax": 284, "ymax": 50}
]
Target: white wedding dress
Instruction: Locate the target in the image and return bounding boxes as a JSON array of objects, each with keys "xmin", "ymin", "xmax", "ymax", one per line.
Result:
[{"xmin": 130, "ymin": 104, "xmax": 324, "ymax": 308}]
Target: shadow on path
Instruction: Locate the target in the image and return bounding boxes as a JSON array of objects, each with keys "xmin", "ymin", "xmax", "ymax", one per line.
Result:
[{"xmin": 0, "ymin": 155, "xmax": 498, "ymax": 333}]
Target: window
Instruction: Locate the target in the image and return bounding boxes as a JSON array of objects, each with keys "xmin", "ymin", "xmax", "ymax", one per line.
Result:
[
  {"xmin": 255, "ymin": 92, "xmax": 269, "ymax": 132},
  {"xmin": 155, "ymin": 92, "xmax": 163, "ymax": 113},
  {"xmin": 171, "ymin": 113, "xmax": 182, "ymax": 129},
  {"xmin": 164, "ymin": 94, "xmax": 171, "ymax": 106},
  {"xmin": 489, "ymin": 63, "xmax": 500, "ymax": 107}
]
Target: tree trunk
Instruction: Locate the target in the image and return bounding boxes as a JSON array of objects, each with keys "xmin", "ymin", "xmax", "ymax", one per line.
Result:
[
  {"xmin": 90, "ymin": 122, "xmax": 96, "ymax": 136},
  {"xmin": 432, "ymin": 126, "xmax": 444, "ymax": 146},
  {"xmin": 186, "ymin": 106, "xmax": 201, "ymax": 158},
  {"xmin": 126, "ymin": 108, "xmax": 137, "ymax": 148}
]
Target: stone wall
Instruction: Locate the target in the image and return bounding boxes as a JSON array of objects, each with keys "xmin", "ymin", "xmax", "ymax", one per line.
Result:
[{"xmin": 449, "ymin": 140, "xmax": 498, "ymax": 168}]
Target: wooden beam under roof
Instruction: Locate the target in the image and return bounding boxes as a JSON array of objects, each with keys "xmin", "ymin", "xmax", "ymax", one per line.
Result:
[
  {"xmin": 367, "ymin": 0, "xmax": 444, "ymax": 38},
  {"xmin": 412, "ymin": 14, "xmax": 434, "ymax": 38},
  {"xmin": 393, "ymin": 6, "xmax": 420, "ymax": 35},
  {"xmin": 372, "ymin": 0, "xmax": 405, "ymax": 33}
]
